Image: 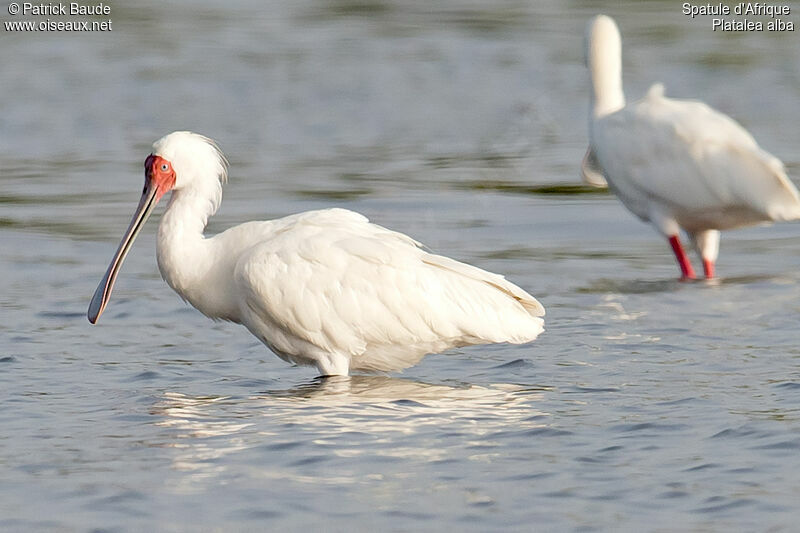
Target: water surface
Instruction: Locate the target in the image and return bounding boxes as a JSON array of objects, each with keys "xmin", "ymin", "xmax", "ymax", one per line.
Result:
[{"xmin": 2, "ymin": 1, "xmax": 800, "ymax": 531}]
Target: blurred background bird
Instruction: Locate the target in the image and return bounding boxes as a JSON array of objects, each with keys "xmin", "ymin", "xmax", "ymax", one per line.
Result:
[{"xmin": 583, "ymin": 14, "xmax": 800, "ymax": 279}]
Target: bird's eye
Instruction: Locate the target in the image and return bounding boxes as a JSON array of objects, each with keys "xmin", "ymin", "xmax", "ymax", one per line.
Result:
[{"xmin": 160, "ymin": 163, "xmax": 169, "ymax": 172}]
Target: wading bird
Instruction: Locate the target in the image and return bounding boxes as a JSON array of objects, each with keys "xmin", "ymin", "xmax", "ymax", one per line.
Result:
[
  {"xmin": 88, "ymin": 132, "xmax": 544, "ymax": 376},
  {"xmin": 583, "ymin": 14, "xmax": 800, "ymax": 279}
]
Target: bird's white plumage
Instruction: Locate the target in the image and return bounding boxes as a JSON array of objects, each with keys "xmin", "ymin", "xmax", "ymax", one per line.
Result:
[
  {"xmin": 93, "ymin": 132, "xmax": 544, "ymax": 376},
  {"xmin": 584, "ymin": 15, "xmax": 800, "ymax": 277},
  {"xmin": 580, "ymin": 147, "xmax": 608, "ymax": 188},
  {"xmin": 593, "ymin": 84, "xmax": 800, "ymax": 231},
  {"xmin": 233, "ymin": 208, "xmax": 544, "ymax": 375}
]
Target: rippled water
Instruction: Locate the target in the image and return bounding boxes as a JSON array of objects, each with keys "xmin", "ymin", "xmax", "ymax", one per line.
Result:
[{"xmin": 2, "ymin": 1, "xmax": 800, "ymax": 531}]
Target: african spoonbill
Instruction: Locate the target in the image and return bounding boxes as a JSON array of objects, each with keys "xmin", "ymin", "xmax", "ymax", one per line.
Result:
[
  {"xmin": 583, "ymin": 14, "xmax": 800, "ymax": 279},
  {"xmin": 88, "ymin": 132, "xmax": 544, "ymax": 376}
]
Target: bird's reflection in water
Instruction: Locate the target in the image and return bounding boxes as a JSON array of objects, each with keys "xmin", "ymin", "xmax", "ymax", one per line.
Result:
[
  {"xmin": 267, "ymin": 374, "xmax": 542, "ymax": 402},
  {"xmin": 260, "ymin": 376, "xmax": 549, "ymax": 438},
  {"xmin": 151, "ymin": 376, "xmax": 549, "ymax": 492},
  {"xmin": 150, "ymin": 394, "xmax": 254, "ymax": 494}
]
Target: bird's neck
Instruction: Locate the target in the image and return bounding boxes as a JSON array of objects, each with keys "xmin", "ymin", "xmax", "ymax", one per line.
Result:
[
  {"xmin": 156, "ymin": 186, "xmax": 240, "ymax": 322},
  {"xmin": 588, "ymin": 40, "xmax": 626, "ymax": 118}
]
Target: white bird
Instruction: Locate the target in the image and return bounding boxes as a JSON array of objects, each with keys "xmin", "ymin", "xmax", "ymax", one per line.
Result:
[
  {"xmin": 583, "ymin": 15, "xmax": 800, "ymax": 279},
  {"xmin": 88, "ymin": 132, "xmax": 544, "ymax": 376}
]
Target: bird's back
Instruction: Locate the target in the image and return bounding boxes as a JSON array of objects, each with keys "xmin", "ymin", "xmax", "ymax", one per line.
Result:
[
  {"xmin": 231, "ymin": 208, "xmax": 544, "ymax": 372},
  {"xmin": 592, "ymin": 84, "xmax": 800, "ymax": 230}
]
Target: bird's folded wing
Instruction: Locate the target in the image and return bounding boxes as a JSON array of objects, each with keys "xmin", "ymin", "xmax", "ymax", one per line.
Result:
[{"xmin": 233, "ymin": 208, "xmax": 544, "ymax": 371}]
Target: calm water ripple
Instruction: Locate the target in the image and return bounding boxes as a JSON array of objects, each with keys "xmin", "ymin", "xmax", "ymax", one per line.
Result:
[{"xmin": 2, "ymin": 0, "xmax": 800, "ymax": 531}]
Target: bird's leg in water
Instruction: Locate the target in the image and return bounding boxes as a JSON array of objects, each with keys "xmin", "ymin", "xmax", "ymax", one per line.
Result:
[
  {"xmin": 691, "ymin": 229, "xmax": 719, "ymax": 279},
  {"xmin": 316, "ymin": 352, "xmax": 350, "ymax": 377},
  {"xmin": 668, "ymin": 235, "xmax": 696, "ymax": 280},
  {"xmin": 702, "ymin": 259, "xmax": 715, "ymax": 279}
]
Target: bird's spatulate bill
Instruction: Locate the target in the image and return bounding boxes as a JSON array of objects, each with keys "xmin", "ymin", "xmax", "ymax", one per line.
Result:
[{"xmin": 88, "ymin": 181, "xmax": 160, "ymax": 323}]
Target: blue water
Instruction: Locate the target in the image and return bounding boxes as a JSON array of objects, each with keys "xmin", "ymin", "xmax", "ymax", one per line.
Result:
[{"xmin": 2, "ymin": 1, "xmax": 800, "ymax": 531}]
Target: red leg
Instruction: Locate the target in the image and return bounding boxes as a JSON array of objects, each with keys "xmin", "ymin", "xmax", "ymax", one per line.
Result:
[
  {"xmin": 703, "ymin": 258, "xmax": 715, "ymax": 279},
  {"xmin": 668, "ymin": 235, "xmax": 696, "ymax": 280}
]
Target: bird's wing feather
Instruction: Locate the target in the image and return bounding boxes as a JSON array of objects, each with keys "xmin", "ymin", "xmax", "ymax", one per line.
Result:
[
  {"xmin": 420, "ymin": 252, "xmax": 545, "ymax": 317},
  {"xmin": 581, "ymin": 147, "xmax": 608, "ymax": 187},
  {"xmin": 233, "ymin": 209, "xmax": 543, "ymax": 372}
]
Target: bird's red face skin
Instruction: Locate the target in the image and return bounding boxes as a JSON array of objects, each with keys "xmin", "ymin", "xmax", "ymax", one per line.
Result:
[{"xmin": 144, "ymin": 154, "xmax": 176, "ymax": 201}]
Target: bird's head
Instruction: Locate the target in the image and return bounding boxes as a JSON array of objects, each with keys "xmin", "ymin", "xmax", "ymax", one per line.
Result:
[
  {"xmin": 88, "ymin": 131, "xmax": 227, "ymax": 324},
  {"xmin": 146, "ymin": 131, "xmax": 228, "ymax": 200}
]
